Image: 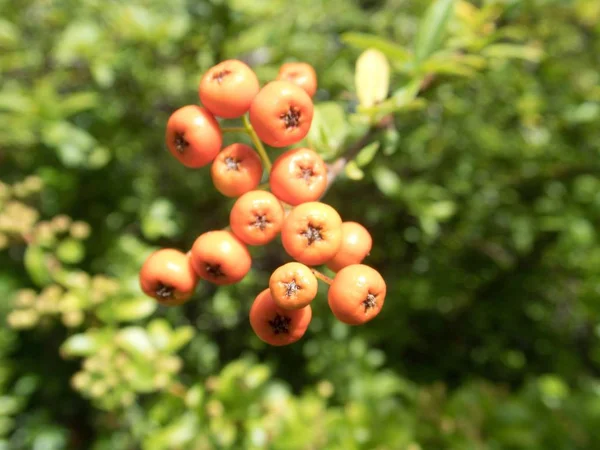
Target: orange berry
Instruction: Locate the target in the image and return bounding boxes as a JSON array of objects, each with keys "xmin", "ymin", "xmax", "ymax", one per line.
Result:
[
  {"xmin": 269, "ymin": 262, "xmax": 318, "ymax": 310},
  {"xmin": 276, "ymin": 62, "xmax": 317, "ymax": 97},
  {"xmin": 249, "ymin": 288, "xmax": 312, "ymax": 346},
  {"xmin": 190, "ymin": 230, "xmax": 251, "ymax": 285},
  {"xmin": 249, "ymin": 81, "xmax": 314, "ymax": 148},
  {"xmin": 269, "ymin": 147, "xmax": 327, "ymax": 205},
  {"xmin": 139, "ymin": 249, "xmax": 198, "ymax": 306},
  {"xmin": 326, "ymin": 222, "xmax": 373, "ymax": 272},
  {"xmin": 199, "ymin": 59, "xmax": 260, "ymax": 118},
  {"xmin": 230, "ymin": 190, "xmax": 285, "ymax": 246},
  {"xmin": 165, "ymin": 105, "xmax": 222, "ymax": 168},
  {"xmin": 211, "ymin": 143, "xmax": 263, "ymax": 197},
  {"xmin": 281, "ymin": 201, "xmax": 342, "ymax": 266},
  {"xmin": 328, "ymin": 264, "xmax": 386, "ymax": 325}
]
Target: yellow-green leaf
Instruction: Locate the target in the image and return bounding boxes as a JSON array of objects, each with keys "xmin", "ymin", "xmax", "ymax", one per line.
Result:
[
  {"xmin": 355, "ymin": 142, "xmax": 381, "ymax": 167},
  {"xmin": 415, "ymin": 0, "xmax": 456, "ymax": 63},
  {"xmin": 482, "ymin": 44, "xmax": 544, "ymax": 62},
  {"xmin": 345, "ymin": 161, "xmax": 364, "ymax": 180}
]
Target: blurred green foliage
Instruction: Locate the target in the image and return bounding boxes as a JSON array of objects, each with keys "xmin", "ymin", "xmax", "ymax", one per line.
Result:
[{"xmin": 1, "ymin": 0, "xmax": 600, "ymax": 448}]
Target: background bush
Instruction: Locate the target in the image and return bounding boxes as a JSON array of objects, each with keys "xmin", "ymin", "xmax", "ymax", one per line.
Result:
[{"xmin": 1, "ymin": 0, "xmax": 600, "ymax": 448}]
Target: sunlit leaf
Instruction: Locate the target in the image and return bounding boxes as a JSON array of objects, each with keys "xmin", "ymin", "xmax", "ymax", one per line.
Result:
[
  {"xmin": 345, "ymin": 161, "xmax": 364, "ymax": 180},
  {"xmin": 117, "ymin": 327, "xmax": 156, "ymax": 359},
  {"xmin": 61, "ymin": 332, "xmax": 105, "ymax": 358},
  {"xmin": 24, "ymin": 246, "xmax": 54, "ymax": 287},
  {"xmin": 97, "ymin": 297, "xmax": 157, "ymax": 323},
  {"xmin": 355, "ymin": 49, "xmax": 390, "ymax": 108},
  {"xmin": 56, "ymin": 238, "xmax": 85, "ymax": 264},
  {"xmin": 372, "ymin": 166, "xmax": 402, "ymax": 197}
]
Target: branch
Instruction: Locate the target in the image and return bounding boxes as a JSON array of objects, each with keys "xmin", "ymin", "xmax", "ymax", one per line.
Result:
[
  {"xmin": 324, "ymin": 126, "xmax": 381, "ymax": 192},
  {"xmin": 323, "ymin": 75, "xmax": 436, "ymax": 195}
]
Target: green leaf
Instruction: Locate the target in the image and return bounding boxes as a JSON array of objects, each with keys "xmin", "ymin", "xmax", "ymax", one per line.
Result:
[
  {"xmin": 24, "ymin": 246, "xmax": 54, "ymax": 287},
  {"xmin": 307, "ymin": 102, "xmax": 348, "ymax": 156},
  {"xmin": 61, "ymin": 332, "xmax": 104, "ymax": 358},
  {"xmin": 414, "ymin": 0, "xmax": 456, "ymax": 63},
  {"xmin": 0, "ymin": 89, "xmax": 34, "ymax": 114},
  {"xmin": 355, "ymin": 142, "xmax": 381, "ymax": 167},
  {"xmin": 482, "ymin": 44, "xmax": 544, "ymax": 62},
  {"xmin": 141, "ymin": 198, "xmax": 179, "ymax": 241},
  {"xmin": 117, "ymin": 327, "xmax": 156, "ymax": 359},
  {"xmin": 59, "ymin": 92, "xmax": 98, "ymax": 117},
  {"xmin": 372, "ymin": 166, "xmax": 402, "ymax": 197},
  {"xmin": 358, "ymin": 78, "xmax": 424, "ymax": 117},
  {"xmin": 144, "ymin": 412, "xmax": 199, "ymax": 450},
  {"xmin": 164, "ymin": 326, "xmax": 194, "ymax": 353},
  {"xmin": 345, "ymin": 161, "xmax": 364, "ymax": 180},
  {"xmin": 0, "ymin": 396, "xmax": 22, "ymax": 416},
  {"xmin": 341, "ymin": 33, "xmax": 412, "ymax": 63},
  {"xmin": 355, "ymin": 49, "xmax": 390, "ymax": 108},
  {"xmin": 0, "ymin": 19, "xmax": 20, "ymax": 47},
  {"xmin": 424, "ymin": 200, "xmax": 457, "ymax": 221},
  {"xmin": 56, "ymin": 238, "xmax": 85, "ymax": 264},
  {"xmin": 41, "ymin": 121, "xmax": 97, "ymax": 168},
  {"xmin": 147, "ymin": 319, "xmax": 173, "ymax": 351},
  {"xmin": 97, "ymin": 297, "xmax": 157, "ymax": 323},
  {"xmin": 421, "ymin": 58, "xmax": 477, "ymax": 77}
]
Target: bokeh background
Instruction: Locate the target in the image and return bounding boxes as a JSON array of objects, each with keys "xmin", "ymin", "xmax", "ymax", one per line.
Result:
[{"xmin": 2, "ymin": 0, "xmax": 600, "ymax": 448}]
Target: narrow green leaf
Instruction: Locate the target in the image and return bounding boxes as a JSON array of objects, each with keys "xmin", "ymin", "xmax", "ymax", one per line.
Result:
[
  {"xmin": 341, "ymin": 32, "xmax": 412, "ymax": 62},
  {"xmin": 345, "ymin": 161, "xmax": 364, "ymax": 180},
  {"xmin": 414, "ymin": 0, "xmax": 456, "ymax": 63},
  {"xmin": 482, "ymin": 44, "xmax": 544, "ymax": 62},
  {"xmin": 421, "ymin": 59, "xmax": 476, "ymax": 77},
  {"xmin": 355, "ymin": 142, "xmax": 381, "ymax": 167},
  {"xmin": 424, "ymin": 200, "xmax": 457, "ymax": 221}
]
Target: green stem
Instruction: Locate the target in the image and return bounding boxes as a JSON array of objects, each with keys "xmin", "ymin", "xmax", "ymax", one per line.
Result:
[
  {"xmin": 220, "ymin": 127, "xmax": 247, "ymax": 133},
  {"xmin": 256, "ymin": 182, "xmax": 270, "ymax": 190},
  {"xmin": 242, "ymin": 115, "xmax": 272, "ymax": 172}
]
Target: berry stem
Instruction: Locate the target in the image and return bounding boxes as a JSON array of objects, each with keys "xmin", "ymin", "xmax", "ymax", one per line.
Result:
[
  {"xmin": 311, "ymin": 268, "xmax": 333, "ymax": 285},
  {"xmin": 220, "ymin": 127, "xmax": 247, "ymax": 133},
  {"xmin": 242, "ymin": 114, "xmax": 272, "ymax": 173},
  {"xmin": 256, "ymin": 182, "xmax": 270, "ymax": 190}
]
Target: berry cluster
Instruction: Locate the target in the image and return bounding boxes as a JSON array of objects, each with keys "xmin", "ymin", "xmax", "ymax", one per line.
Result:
[{"xmin": 139, "ymin": 59, "xmax": 386, "ymax": 346}]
